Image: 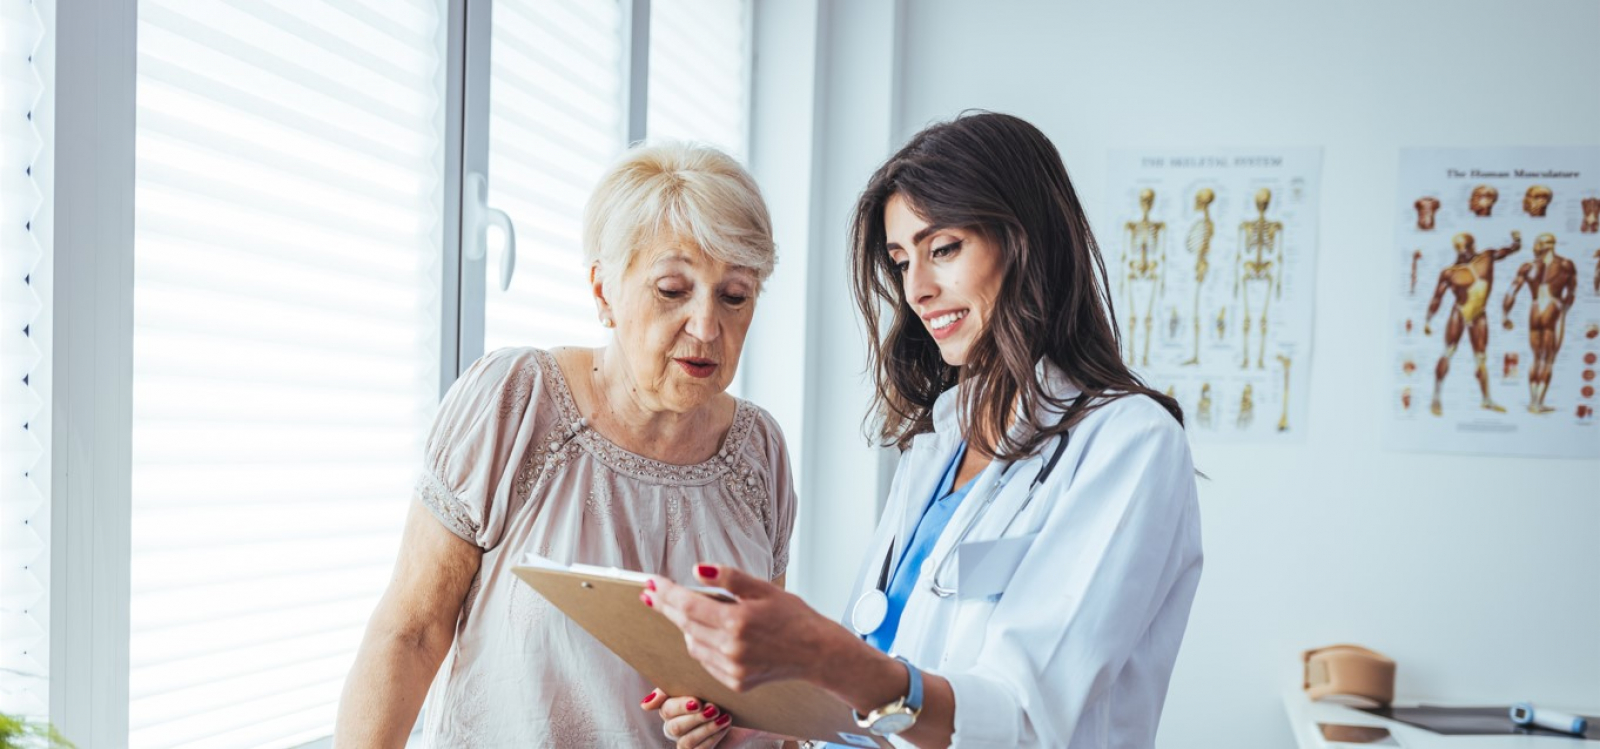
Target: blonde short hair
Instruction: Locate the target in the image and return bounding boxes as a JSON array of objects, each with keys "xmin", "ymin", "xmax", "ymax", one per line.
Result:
[{"xmin": 583, "ymin": 141, "xmax": 776, "ymax": 289}]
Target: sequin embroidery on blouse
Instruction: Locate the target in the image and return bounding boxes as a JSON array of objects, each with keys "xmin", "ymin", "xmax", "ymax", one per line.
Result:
[
  {"xmin": 665, "ymin": 490, "xmax": 687, "ymax": 545},
  {"xmin": 533, "ymin": 349, "xmax": 759, "ymax": 486},
  {"xmin": 583, "ymin": 462, "xmax": 616, "ymax": 528},
  {"xmin": 498, "ymin": 357, "xmax": 541, "ymax": 417},
  {"xmin": 416, "ymin": 470, "xmax": 477, "ymax": 541}
]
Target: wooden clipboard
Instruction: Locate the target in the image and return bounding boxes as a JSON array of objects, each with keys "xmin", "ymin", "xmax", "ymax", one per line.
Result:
[{"xmin": 511, "ymin": 564, "xmax": 890, "ymax": 748}]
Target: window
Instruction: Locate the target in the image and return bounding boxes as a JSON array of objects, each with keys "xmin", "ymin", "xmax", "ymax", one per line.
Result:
[
  {"xmin": 0, "ymin": 0, "xmax": 50, "ymax": 719},
  {"xmin": 481, "ymin": 0, "xmax": 625, "ymax": 354},
  {"xmin": 477, "ymin": 0, "xmax": 753, "ymax": 356},
  {"xmin": 647, "ymin": 0, "xmax": 751, "ymax": 162},
  {"xmin": 34, "ymin": 0, "xmax": 758, "ymax": 744},
  {"xmin": 129, "ymin": 1, "xmax": 446, "ymax": 745}
]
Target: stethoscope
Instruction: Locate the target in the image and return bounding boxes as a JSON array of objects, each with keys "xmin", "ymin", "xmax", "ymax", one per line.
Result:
[{"xmin": 850, "ymin": 412, "xmax": 1078, "ymax": 637}]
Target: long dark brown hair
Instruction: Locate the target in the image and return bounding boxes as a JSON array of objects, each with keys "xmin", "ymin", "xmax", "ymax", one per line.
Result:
[{"xmin": 851, "ymin": 111, "xmax": 1182, "ymax": 461}]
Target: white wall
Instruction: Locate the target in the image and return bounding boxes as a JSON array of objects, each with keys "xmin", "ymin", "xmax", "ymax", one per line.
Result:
[
  {"xmin": 751, "ymin": 1, "xmax": 1600, "ymax": 747},
  {"xmin": 744, "ymin": 0, "xmax": 905, "ymax": 616}
]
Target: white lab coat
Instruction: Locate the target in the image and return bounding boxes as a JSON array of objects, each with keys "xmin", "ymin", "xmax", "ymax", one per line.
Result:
[{"xmin": 842, "ymin": 360, "xmax": 1203, "ymax": 748}]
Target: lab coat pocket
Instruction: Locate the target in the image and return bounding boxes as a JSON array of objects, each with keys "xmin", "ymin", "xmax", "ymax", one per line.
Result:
[{"xmin": 954, "ymin": 532, "xmax": 1038, "ymax": 602}]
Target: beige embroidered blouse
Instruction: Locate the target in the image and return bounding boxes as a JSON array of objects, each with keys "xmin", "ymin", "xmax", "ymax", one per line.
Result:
[{"xmin": 415, "ymin": 348, "xmax": 796, "ymax": 747}]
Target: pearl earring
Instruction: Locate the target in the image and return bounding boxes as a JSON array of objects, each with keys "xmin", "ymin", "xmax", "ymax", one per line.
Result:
[{"xmin": 602, "ymin": 318, "xmax": 615, "ymax": 328}]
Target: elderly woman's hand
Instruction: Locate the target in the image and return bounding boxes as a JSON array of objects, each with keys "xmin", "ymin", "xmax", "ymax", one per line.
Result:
[{"xmin": 641, "ymin": 689, "xmax": 734, "ymax": 749}]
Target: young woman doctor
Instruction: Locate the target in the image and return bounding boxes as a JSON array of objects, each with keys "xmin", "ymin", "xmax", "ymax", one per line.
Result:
[{"xmin": 642, "ymin": 112, "xmax": 1203, "ymax": 749}]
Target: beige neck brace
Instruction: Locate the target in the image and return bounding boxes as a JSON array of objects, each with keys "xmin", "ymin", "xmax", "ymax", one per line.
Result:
[{"xmin": 1303, "ymin": 644, "xmax": 1396, "ymax": 707}]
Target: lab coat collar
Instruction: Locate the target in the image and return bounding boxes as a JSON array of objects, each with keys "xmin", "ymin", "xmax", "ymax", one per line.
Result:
[{"xmin": 897, "ymin": 358, "xmax": 1082, "ymax": 568}]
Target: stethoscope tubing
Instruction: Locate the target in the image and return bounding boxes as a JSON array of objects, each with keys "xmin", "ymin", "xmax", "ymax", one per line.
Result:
[{"xmin": 854, "ymin": 410, "xmax": 1078, "ymax": 635}]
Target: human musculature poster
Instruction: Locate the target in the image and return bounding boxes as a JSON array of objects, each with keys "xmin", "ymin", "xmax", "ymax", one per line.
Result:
[
  {"xmin": 1386, "ymin": 147, "xmax": 1600, "ymax": 458},
  {"xmin": 1105, "ymin": 148, "xmax": 1322, "ymax": 443}
]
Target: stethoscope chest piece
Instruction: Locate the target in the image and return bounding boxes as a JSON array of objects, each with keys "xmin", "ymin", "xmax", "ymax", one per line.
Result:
[{"xmin": 850, "ymin": 589, "xmax": 888, "ymax": 635}]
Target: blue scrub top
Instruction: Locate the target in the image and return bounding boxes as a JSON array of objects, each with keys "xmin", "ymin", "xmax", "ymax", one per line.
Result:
[
  {"xmin": 825, "ymin": 443, "xmax": 972, "ymax": 748},
  {"xmin": 865, "ymin": 441, "xmax": 974, "ymax": 655}
]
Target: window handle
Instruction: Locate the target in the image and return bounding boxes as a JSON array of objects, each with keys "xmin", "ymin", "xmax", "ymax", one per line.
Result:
[{"xmin": 464, "ymin": 172, "xmax": 517, "ymax": 291}]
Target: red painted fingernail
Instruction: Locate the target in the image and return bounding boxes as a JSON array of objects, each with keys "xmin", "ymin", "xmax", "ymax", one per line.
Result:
[
  {"xmin": 702, "ymin": 704, "xmax": 717, "ymax": 718},
  {"xmin": 715, "ymin": 713, "xmax": 732, "ymax": 727},
  {"xmin": 640, "ymin": 592, "xmax": 654, "ymax": 607},
  {"xmin": 641, "ymin": 691, "xmax": 656, "ymax": 705},
  {"xmin": 686, "ymin": 699, "xmax": 698, "ymax": 711},
  {"xmin": 646, "ymin": 579, "xmax": 656, "ymax": 591},
  {"xmin": 696, "ymin": 564, "xmax": 719, "ymax": 579}
]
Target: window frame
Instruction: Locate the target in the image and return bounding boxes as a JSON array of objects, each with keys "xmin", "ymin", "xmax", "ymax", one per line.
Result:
[
  {"xmin": 456, "ymin": 0, "xmax": 657, "ymax": 375},
  {"xmin": 51, "ymin": 0, "xmax": 136, "ymax": 745}
]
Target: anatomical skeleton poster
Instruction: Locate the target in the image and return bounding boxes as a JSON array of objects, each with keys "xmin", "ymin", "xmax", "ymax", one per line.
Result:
[
  {"xmin": 1386, "ymin": 147, "xmax": 1600, "ymax": 458},
  {"xmin": 1106, "ymin": 148, "xmax": 1322, "ymax": 443}
]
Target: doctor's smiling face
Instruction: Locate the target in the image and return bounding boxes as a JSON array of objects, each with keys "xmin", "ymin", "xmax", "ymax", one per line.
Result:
[{"xmin": 884, "ymin": 192, "xmax": 1005, "ymax": 367}]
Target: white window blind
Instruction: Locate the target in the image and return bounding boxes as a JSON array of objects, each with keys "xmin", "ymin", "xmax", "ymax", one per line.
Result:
[
  {"xmin": 647, "ymin": 0, "xmax": 751, "ymax": 162},
  {"xmin": 131, "ymin": 1, "xmax": 445, "ymax": 746},
  {"xmin": 0, "ymin": 0, "xmax": 49, "ymax": 718},
  {"xmin": 482, "ymin": 0, "xmax": 624, "ymax": 353}
]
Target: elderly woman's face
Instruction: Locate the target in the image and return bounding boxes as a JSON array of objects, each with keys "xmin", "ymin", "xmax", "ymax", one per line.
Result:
[{"xmin": 605, "ymin": 237, "xmax": 758, "ymax": 413}]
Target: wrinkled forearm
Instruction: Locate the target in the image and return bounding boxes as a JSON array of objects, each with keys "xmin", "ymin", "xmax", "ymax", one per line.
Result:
[{"xmin": 335, "ymin": 625, "xmax": 453, "ymax": 748}]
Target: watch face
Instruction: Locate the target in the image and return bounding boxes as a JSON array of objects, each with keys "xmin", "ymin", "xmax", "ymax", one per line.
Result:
[{"xmin": 871, "ymin": 713, "xmax": 915, "ymax": 736}]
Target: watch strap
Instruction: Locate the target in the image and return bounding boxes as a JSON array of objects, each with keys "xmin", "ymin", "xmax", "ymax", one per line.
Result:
[
  {"xmin": 895, "ymin": 655, "xmax": 924, "ymax": 713},
  {"xmin": 852, "ymin": 656, "xmax": 925, "ymax": 733}
]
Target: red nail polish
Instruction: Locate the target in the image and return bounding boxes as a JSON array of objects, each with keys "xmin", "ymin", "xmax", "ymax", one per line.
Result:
[
  {"xmin": 686, "ymin": 699, "xmax": 698, "ymax": 711},
  {"xmin": 646, "ymin": 579, "xmax": 657, "ymax": 591},
  {"xmin": 696, "ymin": 564, "xmax": 718, "ymax": 580},
  {"xmin": 702, "ymin": 704, "xmax": 717, "ymax": 718},
  {"xmin": 715, "ymin": 713, "xmax": 732, "ymax": 727},
  {"xmin": 641, "ymin": 691, "xmax": 656, "ymax": 705},
  {"xmin": 640, "ymin": 592, "xmax": 654, "ymax": 607}
]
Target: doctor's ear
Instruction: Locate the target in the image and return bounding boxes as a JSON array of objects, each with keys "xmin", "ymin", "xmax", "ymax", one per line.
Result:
[{"xmin": 590, "ymin": 263, "xmax": 615, "ymax": 328}]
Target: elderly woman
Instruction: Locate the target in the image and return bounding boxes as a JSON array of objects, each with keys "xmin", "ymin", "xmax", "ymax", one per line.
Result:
[{"xmin": 335, "ymin": 143, "xmax": 796, "ymax": 747}]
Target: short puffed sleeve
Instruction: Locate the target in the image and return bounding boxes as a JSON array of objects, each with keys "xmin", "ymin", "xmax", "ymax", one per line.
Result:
[{"xmin": 412, "ymin": 347, "xmax": 547, "ymax": 550}]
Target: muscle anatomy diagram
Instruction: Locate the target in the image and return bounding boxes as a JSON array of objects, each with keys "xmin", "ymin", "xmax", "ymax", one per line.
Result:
[{"xmin": 1387, "ymin": 147, "xmax": 1600, "ymax": 458}]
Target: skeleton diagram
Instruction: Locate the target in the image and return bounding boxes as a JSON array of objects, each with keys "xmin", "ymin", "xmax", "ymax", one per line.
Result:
[
  {"xmin": 1502, "ymin": 233, "xmax": 1577, "ymax": 413},
  {"xmin": 1121, "ymin": 188, "xmax": 1166, "ymax": 366},
  {"xmin": 1276, "ymin": 354, "xmax": 1292, "ymax": 432},
  {"xmin": 1424, "ymin": 231, "xmax": 1522, "ymax": 416},
  {"xmin": 1197, "ymin": 383, "xmax": 1214, "ymax": 428},
  {"xmin": 1414, "ymin": 196, "xmax": 1440, "ymax": 231},
  {"xmin": 1234, "ymin": 188, "xmax": 1284, "ymax": 369},
  {"xmin": 1181, "ymin": 188, "xmax": 1215, "ymax": 365},
  {"xmin": 1469, "ymin": 184, "xmax": 1498, "ymax": 217},
  {"xmin": 1237, "ymin": 383, "xmax": 1254, "ymax": 429}
]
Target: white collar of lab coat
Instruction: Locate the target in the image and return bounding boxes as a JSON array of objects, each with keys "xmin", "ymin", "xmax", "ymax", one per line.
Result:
[
  {"xmin": 892, "ymin": 358, "xmax": 1083, "ymax": 562},
  {"xmin": 846, "ymin": 358, "xmax": 1087, "ymax": 626}
]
